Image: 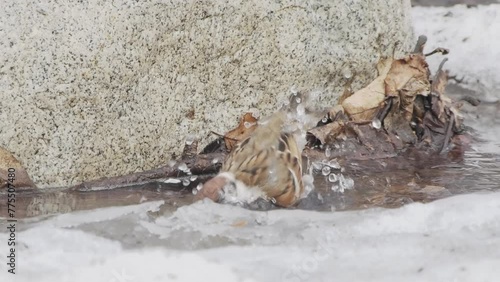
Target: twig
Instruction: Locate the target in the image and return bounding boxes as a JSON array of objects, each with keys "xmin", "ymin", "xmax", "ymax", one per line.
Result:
[
  {"xmin": 413, "ymin": 35, "xmax": 427, "ymax": 54},
  {"xmin": 425, "ymin": 48, "xmax": 449, "ymax": 57},
  {"xmin": 70, "ymin": 152, "xmax": 226, "ymax": 192},
  {"xmin": 440, "ymin": 111, "xmax": 455, "ymax": 154}
]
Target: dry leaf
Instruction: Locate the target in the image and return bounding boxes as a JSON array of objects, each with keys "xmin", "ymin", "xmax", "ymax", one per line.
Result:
[
  {"xmin": 0, "ymin": 147, "xmax": 36, "ymax": 189},
  {"xmin": 224, "ymin": 113, "xmax": 258, "ymax": 151},
  {"xmin": 306, "ymin": 121, "xmax": 345, "ymax": 145},
  {"xmin": 432, "ymin": 68, "xmax": 448, "ymax": 97},
  {"xmin": 384, "ymin": 53, "xmax": 431, "ymax": 122},
  {"xmin": 342, "ymin": 57, "xmax": 393, "ymax": 122}
]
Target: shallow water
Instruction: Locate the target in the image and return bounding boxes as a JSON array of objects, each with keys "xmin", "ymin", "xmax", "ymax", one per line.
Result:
[
  {"xmin": 3, "ymin": 84, "xmax": 499, "ymax": 218},
  {"xmin": 3, "ymin": 93, "xmax": 500, "ymax": 218}
]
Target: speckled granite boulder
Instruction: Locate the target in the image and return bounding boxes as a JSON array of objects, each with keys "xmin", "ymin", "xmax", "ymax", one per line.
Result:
[{"xmin": 0, "ymin": 0, "xmax": 413, "ymax": 187}]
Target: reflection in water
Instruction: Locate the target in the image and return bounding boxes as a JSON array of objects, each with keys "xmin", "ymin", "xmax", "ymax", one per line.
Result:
[{"xmin": 3, "ymin": 185, "xmax": 195, "ymax": 218}]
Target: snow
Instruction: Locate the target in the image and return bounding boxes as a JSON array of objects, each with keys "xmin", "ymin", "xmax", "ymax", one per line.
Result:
[
  {"xmin": 412, "ymin": 4, "xmax": 500, "ymax": 101},
  {"xmin": 1, "ymin": 193, "xmax": 500, "ymax": 282},
  {"xmin": 1, "ymin": 4, "xmax": 500, "ymax": 282}
]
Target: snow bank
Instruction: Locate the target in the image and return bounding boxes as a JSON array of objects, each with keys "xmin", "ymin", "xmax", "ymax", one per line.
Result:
[
  {"xmin": 412, "ymin": 5, "xmax": 500, "ymax": 100},
  {"xmin": 1, "ymin": 192, "xmax": 499, "ymax": 282}
]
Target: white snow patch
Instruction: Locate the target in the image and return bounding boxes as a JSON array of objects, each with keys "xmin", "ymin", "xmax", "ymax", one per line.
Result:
[
  {"xmin": 1, "ymin": 192, "xmax": 500, "ymax": 281},
  {"xmin": 412, "ymin": 4, "xmax": 500, "ymax": 100}
]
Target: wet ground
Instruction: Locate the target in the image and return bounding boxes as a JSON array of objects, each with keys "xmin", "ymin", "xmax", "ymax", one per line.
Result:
[{"xmin": 3, "ymin": 83, "xmax": 499, "ymax": 218}]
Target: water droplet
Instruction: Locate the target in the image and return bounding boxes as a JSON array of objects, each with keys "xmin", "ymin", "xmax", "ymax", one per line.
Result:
[
  {"xmin": 190, "ymin": 175, "xmax": 198, "ymax": 181},
  {"xmin": 317, "ymin": 193, "xmax": 324, "ymax": 201},
  {"xmin": 191, "ymin": 188, "xmax": 198, "ymax": 195},
  {"xmin": 338, "ymin": 174, "xmax": 354, "ymax": 190},
  {"xmin": 321, "ymin": 116, "xmax": 328, "ymax": 123},
  {"xmin": 178, "ymin": 162, "xmax": 188, "ymax": 172},
  {"xmin": 162, "ymin": 178, "xmax": 181, "ymax": 184},
  {"xmin": 212, "ymin": 158, "xmax": 219, "ymax": 164},
  {"xmin": 321, "ymin": 166, "xmax": 331, "ymax": 176},
  {"xmin": 296, "ymin": 104, "xmax": 305, "ymax": 116},
  {"xmin": 371, "ymin": 118, "xmax": 382, "ymax": 129},
  {"xmin": 326, "ymin": 159, "xmax": 340, "ymax": 170},
  {"xmin": 251, "ymin": 110, "xmax": 260, "ymax": 119},
  {"xmin": 244, "ymin": 121, "xmax": 255, "ymax": 128},
  {"xmin": 325, "ymin": 146, "xmax": 332, "ymax": 158},
  {"xmin": 290, "ymin": 85, "xmax": 298, "ymax": 95},
  {"xmin": 295, "ymin": 97, "xmax": 302, "ymax": 103},
  {"xmin": 270, "ymin": 197, "xmax": 277, "ymax": 204},
  {"xmin": 185, "ymin": 134, "xmax": 195, "ymax": 145},
  {"xmin": 346, "ymin": 178, "xmax": 354, "ymax": 189},
  {"xmin": 343, "ymin": 68, "xmax": 353, "ymax": 79},
  {"xmin": 328, "ymin": 173, "xmax": 338, "ymax": 182},
  {"xmin": 182, "ymin": 179, "xmax": 190, "ymax": 186},
  {"xmin": 331, "ymin": 184, "xmax": 340, "ymax": 192},
  {"xmin": 312, "ymin": 162, "xmax": 323, "ymax": 172}
]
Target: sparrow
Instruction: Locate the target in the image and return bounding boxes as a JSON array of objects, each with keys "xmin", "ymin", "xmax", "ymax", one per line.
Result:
[{"xmin": 196, "ymin": 112, "xmax": 304, "ymax": 207}]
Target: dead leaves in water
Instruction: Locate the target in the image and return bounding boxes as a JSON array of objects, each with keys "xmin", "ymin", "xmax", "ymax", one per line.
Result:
[
  {"xmin": 201, "ymin": 34, "xmax": 474, "ymax": 165},
  {"xmin": 306, "ymin": 35, "xmax": 475, "ymax": 156}
]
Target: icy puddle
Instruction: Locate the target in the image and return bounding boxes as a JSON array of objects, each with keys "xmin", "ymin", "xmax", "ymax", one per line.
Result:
[{"xmin": 5, "ymin": 94, "xmax": 500, "ymax": 217}]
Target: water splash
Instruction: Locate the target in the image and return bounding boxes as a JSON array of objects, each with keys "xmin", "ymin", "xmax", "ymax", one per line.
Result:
[
  {"xmin": 178, "ymin": 162, "xmax": 188, "ymax": 172},
  {"xmin": 321, "ymin": 166, "xmax": 331, "ymax": 176},
  {"xmin": 185, "ymin": 134, "xmax": 195, "ymax": 145},
  {"xmin": 328, "ymin": 173, "xmax": 338, "ymax": 183},
  {"xmin": 371, "ymin": 118, "xmax": 382, "ymax": 129},
  {"xmin": 325, "ymin": 146, "xmax": 332, "ymax": 158}
]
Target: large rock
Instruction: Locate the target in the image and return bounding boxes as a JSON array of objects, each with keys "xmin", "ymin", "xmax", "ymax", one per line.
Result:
[{"xmin": 0, "ymin": 0, "xmax": 413, "ymax": 187}]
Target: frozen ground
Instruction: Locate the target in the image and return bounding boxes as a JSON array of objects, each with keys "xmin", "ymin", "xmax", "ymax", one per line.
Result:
[{"xmin": 1, "ymin": 4, "xmax": 500, "ymax": 282}]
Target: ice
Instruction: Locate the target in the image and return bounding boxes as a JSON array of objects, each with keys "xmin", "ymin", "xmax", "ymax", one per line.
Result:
[{"xmin": 1, "ymin": 192, "xmax": 500, "ymax": 281}]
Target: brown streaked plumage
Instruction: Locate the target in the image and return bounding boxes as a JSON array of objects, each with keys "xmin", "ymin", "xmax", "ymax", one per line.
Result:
[{"xmin": 197, "ymin": 112, "xmax": 304, "ymax": 207}]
